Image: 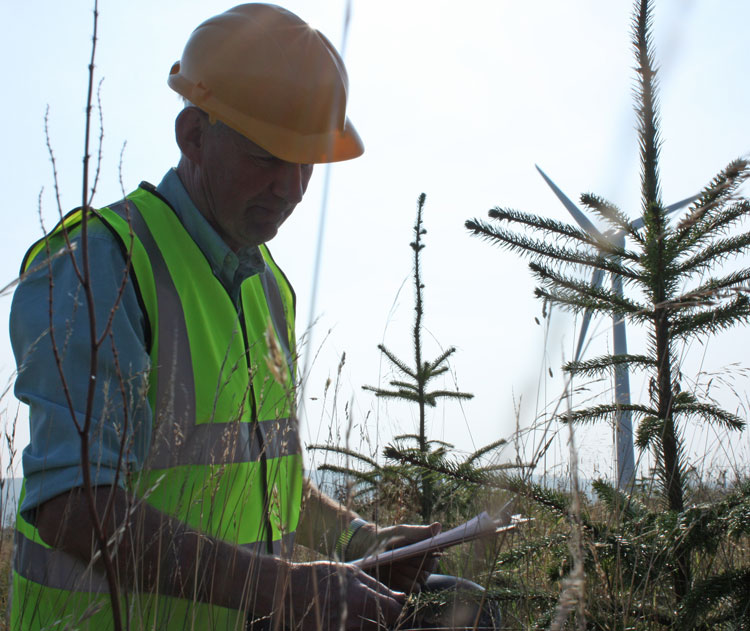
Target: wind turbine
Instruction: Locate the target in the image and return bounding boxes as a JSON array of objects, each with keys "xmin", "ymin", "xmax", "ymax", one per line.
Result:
[{"xmin": 535, "ymin": 165, "xmax": 697, "ymax": 489}]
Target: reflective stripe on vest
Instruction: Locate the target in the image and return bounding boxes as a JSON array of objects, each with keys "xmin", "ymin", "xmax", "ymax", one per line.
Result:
[{"xmin": 12, "ymin": 186, "xmax": 303, "ymax": 630}]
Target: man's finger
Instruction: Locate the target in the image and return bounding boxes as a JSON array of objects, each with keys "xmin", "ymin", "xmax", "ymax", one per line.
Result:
[{"xmin": 354, "ymin": 569, "xmax": 407, "ymax": 602}]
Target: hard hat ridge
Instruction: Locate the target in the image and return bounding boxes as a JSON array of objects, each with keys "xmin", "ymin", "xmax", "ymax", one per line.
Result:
[{"xmin": 168, "ymin": 3, "xmax": 363, "ymax": 164}]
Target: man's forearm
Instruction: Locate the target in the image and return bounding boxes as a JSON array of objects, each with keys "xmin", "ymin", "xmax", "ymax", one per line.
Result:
[{"xmin": 36, "ymin": 485, "xmax": 286, "ymax": 615}]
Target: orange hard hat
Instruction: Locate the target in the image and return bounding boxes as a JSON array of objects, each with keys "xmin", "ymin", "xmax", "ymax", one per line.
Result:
[{"xmin": 168, "ymin": 3, "xmax": 364, "ymax": 164}]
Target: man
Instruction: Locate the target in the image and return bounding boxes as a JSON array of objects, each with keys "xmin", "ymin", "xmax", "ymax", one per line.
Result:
[{"xmin": 10, "ymin": 5, "xmax": 439, "ymax": 630}]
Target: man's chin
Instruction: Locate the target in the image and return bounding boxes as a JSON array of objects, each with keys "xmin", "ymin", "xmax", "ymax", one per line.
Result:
[{"xmin": 244, "ymin": 224, "xmax": 279, "ymax": 247}]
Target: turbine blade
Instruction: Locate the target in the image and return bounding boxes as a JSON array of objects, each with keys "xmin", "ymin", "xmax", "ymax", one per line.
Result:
[
  {"xmin": 536, "ymin": 164, "xmax": 604, "ymax": 239},
  {"xmin": 665, "ymin": 194, "xmax": 700, "ymax": 215}
]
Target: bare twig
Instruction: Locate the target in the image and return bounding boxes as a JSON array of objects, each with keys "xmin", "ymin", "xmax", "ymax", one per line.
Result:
[
  {"xmin": 88, "ymin": 77, "xmax": 106, "ymax": 206},
  {"xmin": 69, "ymin": 3, "xmax": 126, "ymax": 628},
  {"xmin": 118, "ymin": 140, "xmax": 128, "ymax": 198},
  {"xmin": 45, "ymin": 107, "xmax": 83, "ymax": 284}
]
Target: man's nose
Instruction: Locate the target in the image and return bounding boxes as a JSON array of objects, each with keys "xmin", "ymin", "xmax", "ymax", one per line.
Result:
[{"xmin": 271, "ymin": 162, "xmax": 309, "ymax": 204}]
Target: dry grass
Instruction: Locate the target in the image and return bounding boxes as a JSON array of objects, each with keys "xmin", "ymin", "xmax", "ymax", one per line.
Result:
[{"xmin": 0, "ymin": 527, "xmax": 13, "ymax": 631}]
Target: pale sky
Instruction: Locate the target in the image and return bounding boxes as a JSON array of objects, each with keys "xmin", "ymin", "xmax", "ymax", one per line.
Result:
[{"xmin": 2, "ymin": 1, "xmax": 750, "ymax": 483}]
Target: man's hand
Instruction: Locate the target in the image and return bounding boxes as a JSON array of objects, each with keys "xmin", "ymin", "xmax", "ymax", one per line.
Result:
[
  {"xmin": 347, "ymin": 523, "xmax": 442, "ymax": 593},
  {"xmin": 286, "ymin": 561, "xmax": 405, "ymax": 631}
]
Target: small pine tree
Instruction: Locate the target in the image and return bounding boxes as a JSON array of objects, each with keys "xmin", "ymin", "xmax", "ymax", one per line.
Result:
[
  {"xmin": 363, "ymin": 193, "xmax": 474, "ymax": 522},
  {"xmin": 467, "ymin": 0, "xmax": 750, "ymax": 609},
  {"xmin": 311, "ymin": 194, "xmax": 514, "ymax": 528}
]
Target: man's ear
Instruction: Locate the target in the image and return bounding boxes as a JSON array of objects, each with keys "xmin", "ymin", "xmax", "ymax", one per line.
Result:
[{"xmin": 175, "ymin": 107, "xmax": 206, "ymax": 165}]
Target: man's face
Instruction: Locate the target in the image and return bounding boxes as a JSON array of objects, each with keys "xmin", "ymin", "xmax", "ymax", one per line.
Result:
[{"xmin": 197, "ymin": 117, "xmax": 313, "ymax": 251}]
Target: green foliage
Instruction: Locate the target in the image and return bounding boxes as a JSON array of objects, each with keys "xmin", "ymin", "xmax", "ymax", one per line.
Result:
[
  {"xmin": 313, "ymin": 434, "xmax": 510, "ymax": 527},
  {"xmin": 679, "ymin": 568, "xmax": 750, "ymax": 629},
  {"xmin": 489, "ymin": 477, "xmax": 750, "ymax": 629},
  {"xmin": 467, "ymin": 0, "xmax": 750, "ymax": 615}
]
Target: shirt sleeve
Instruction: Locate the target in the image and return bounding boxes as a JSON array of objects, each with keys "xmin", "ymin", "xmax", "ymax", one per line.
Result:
[{"xmin": 10, "ymin": 222, "xmax": 153, "ymax": 519}]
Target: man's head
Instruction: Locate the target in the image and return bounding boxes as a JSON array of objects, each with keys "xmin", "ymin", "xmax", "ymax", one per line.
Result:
[
  {"xmin": 175, "ymin": 106, "xmax": 313, "ymax": 250},
  {"xmin": 169, "ymin": 4, "xmax": 362, "ymax": 250}
]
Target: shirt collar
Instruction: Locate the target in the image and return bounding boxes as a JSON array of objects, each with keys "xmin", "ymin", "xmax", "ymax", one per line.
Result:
[{"xmin": 154, "ymin": 169, "xmax": 266, "ymax": 295}]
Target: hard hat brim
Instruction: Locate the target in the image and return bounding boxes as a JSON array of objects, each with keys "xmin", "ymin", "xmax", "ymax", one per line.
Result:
[{"xmin": 169, "ymin": 71, "xmax": 364, "ymax": 165}]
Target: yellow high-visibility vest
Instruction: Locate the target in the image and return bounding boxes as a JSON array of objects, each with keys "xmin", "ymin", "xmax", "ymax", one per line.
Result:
[{"xmin": 11, "ymin": 184, "xmax": 303, "ymax": 630}]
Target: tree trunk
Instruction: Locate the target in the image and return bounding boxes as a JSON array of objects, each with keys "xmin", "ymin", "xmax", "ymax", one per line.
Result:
[{"xmin": 654, "ymin": 308, "xmax": 690, "ymax": 600}]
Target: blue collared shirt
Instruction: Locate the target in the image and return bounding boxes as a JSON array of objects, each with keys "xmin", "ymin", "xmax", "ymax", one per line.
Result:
[{"xmin": 11, "ymin": 169, "xmax": 266, "ymax": 518}]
